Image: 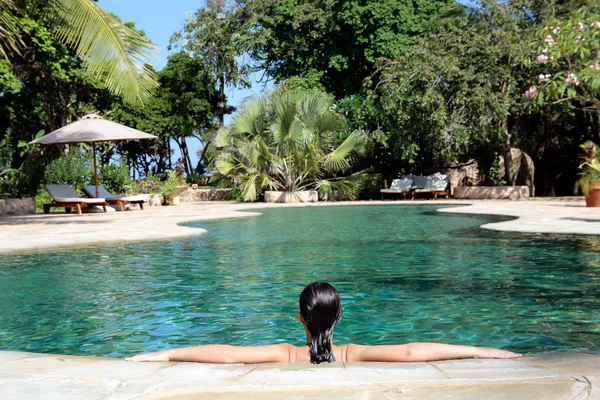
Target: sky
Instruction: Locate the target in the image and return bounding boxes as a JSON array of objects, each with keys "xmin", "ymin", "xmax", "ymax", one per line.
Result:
[{"xmin": 99, "ymin": 0, "xmax": 273, "ymax": 170}]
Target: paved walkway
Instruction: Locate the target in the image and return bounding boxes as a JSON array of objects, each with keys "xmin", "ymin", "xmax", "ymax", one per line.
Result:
[
  {"xmin": 1, "ymin": 198, "xmax": 600, "ymax": 398},
  {"xmin": 1, "ymin": 350, "xmax": 598, "ymax": 399}
]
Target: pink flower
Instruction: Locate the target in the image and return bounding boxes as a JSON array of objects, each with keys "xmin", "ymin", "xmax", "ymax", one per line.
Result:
[
  {"xmin": 551, "ymin": 26, "xmax": 560, "ymax": 34},
  {"xmin": 524, "ymin": 86, "xmax": 538, "ymax": 98},
  {"xmin": 590, "ymin": 63, "xmax": 600, "ymax": 71},
  {"xmin": 592, "ymin": 21, "xmax": 600, "ymax": 29},
  {"xmin": 538, "ymin": 74, "xmax": 552, "ymax": 83},
  {"xmin": 537, "ymin": 54, "xmax": 549, "ymax": 64},
  {"xmin": 544, "ymin": 34, "xmax": 555, "ymax": 45},
  {"xmin": 573, "ymin": 23, "xmax": 585, "ymax": 32},
  {"xmin": 564, "ymin": 73, "xmax": 580, "ymax": 86}
]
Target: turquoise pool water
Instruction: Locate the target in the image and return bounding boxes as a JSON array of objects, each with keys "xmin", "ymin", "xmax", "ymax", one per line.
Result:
[{"xmin": 0, "ymin": 205, "xmax": 599, "ymax": 358}]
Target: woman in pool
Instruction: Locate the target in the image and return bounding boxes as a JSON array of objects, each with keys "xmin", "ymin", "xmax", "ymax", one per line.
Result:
[{"xmin": 126, "ymin": 282, "xmax": 521, "ymax": 364}]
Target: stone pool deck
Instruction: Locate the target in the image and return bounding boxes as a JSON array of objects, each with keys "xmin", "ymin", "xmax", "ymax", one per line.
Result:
[
  {"xmin": 1, "ymin": 198, "xmax": 600, "ymax": 399},
  {"xmin": 0, "ymin": 350, "xmax": 598, "ymax": 399}
]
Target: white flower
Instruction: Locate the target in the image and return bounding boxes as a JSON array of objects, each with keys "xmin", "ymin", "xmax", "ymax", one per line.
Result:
[{"xmin": 537, "ymin": 54, "xmax": 549, "ymax": 64}]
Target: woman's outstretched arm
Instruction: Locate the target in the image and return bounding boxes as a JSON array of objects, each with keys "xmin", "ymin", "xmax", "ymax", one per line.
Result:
[
  {"xmin": 126, "ymin": 344, "xmax": 293, "ymax": 364},
  {"xmin": 345, "ymin": 342, "xmax": 521, "ymax": 362}
]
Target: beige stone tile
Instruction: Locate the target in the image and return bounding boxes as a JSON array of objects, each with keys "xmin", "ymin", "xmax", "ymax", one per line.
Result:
[
  {"xmin": 344, "ymin": 362, "xmax": 448, "ymax": 382},
  {"xmin": 149, "ymin": 363, "xmax": 257, "ymax": 383},
  {"xmin": 50, "ymin": 359, "xmax": 170, "ymax": 379},
  {"xmin": 0, "ymin": 354, "xmax": 99, "ymax": 374},
  {"xmin": 0, "ymin": 378, "xmax": 108, "ymax": 400},
  {"xmin": 523, "ymin": 352, "xmax": 600, "ymax": 376},
  {"xmin": 0, "ymin": 351, "xmax": 42, "ymax": 362},
  {"xmin": 137, "ymin": 378, "xmax": 588, "ymax": 400},
  {"xmin": 431, "ymin": 359, "xmax": 563, "ymax": 380},
  {"xmin": 236, "ymin": 362, "xmax": 343, "ymax": 386}
]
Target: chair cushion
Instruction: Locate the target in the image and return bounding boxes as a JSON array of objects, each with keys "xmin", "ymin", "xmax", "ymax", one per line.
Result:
[
  {"xmin": 414, "ymin": 173, "xmax": 449, "ymax": 192},
  {"xmin": 389, "ymin": 177, "xmax": 413, "ymax": 192},
  {"xmin": 411, "ymin": 175, "xmax": 428, "ymax": 189}
]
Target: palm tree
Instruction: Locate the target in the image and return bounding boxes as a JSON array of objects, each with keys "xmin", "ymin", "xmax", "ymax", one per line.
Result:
[
  {"xmin": 0, "ymin": 0, "xmax": 157, "ymax": 103},
  {"xmin": 215, "ymin": 89, "xmax": 369, "ymax": 201}
]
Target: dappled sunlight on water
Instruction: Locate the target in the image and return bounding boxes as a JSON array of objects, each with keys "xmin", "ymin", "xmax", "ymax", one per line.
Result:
[{"xmin": 0, "ymin": 205, "xmax": 598, "ymax": 357}]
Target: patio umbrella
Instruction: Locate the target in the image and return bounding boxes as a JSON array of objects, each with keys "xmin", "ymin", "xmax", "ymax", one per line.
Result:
[{"xmin": 30, "ymin": 114, "xmax": 157, "ymax": 198}]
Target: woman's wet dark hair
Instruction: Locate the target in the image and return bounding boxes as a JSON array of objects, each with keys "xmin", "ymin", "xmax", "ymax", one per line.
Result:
[{"xmin": 299, "ymin": 282, "xmax": 343, "ymax": 364}]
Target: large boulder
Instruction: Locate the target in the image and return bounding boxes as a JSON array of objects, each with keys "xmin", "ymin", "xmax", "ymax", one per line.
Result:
[
  {"xmin": 498, "ymin": 148, "xmax": 535, "ymax": 197},
  {"xmin": 438, "ymin": 160, "xmax": 481, "ymax": 196}
]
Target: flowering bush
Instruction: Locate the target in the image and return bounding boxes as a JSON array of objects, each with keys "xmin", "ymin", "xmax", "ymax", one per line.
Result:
[
  {"xmin": 131, "ymin": 172, "xmax": 163, "ymax": 195},
  {"xmin": 526, "ymin": 9, "xmax": 600, "ymax": 112}
]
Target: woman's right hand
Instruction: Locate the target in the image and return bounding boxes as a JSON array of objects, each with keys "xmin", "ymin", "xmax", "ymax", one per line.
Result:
[{"xmin": 473, "ymin": 348, "xmax": 522, "ymax": 359}]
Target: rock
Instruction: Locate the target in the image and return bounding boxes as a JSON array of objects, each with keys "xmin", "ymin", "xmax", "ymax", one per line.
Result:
[
  {"xmin": 179, "ymin": 188, "xmax": 232, "ymax": 202},
  {"xmin": 264, "ymin": 191, "xmax": 318, "ymax": 203},
  {"xmin": 148, "ymin": 194, "xmax": 162, "ymax": 207},
  {"xmin": 0, "ymin": 198, "xmax": 35, "ymax": 216},
  {"xmin": 438, "ymin": 160, "xmax": 481, "ymax": 196},
  {"xmin": 498, "ymin": 148, "xmax": 535, "ymax": 197}
]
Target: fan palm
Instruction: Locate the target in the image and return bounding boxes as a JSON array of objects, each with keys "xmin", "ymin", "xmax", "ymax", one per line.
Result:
[
  {"xmin": 0, "ymin": 0, "xmax": 157, "ymax": 103},
  {"xmin": 215, "ymin": 89, "xmax": 369, "ymax": 201}
]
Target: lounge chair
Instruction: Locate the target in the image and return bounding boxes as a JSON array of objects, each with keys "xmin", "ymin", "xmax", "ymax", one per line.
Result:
[
  {"xmin": 83, "ymin": 185, "xmax": 146, "ymax": 211},
  {"xmin": 381, "ymin": 176, "xmax": 413, "ymax": 200},
  {"xmin": 411, "ymin": 172, "xmax": 450, "ymax": 200},
  {"xmin": 45, "ymin": 184, "xmax": 107, "ymax": 214}
]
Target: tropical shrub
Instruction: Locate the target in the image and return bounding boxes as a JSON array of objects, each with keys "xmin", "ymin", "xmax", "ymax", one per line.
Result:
[
  {"xmin": 43, "ymin": 150, "xmax": 92, "ymax": 192},
  {"xmin": 215, "ymin": 88, "xmax": 369, "ymax": 201},
  {"xmin": 162, "ymin": 170, "xmax": 185, "ymax": 197},
  {"xmin": 99, "ymin": 159, "xmax": 131, "ymax": 194},
  {"xmin": 575, "ymin": 141, "xmax": 600, "ymax": 195}
]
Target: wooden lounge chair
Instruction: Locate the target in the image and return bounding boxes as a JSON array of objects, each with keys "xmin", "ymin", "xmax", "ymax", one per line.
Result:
[
  {"xmin": 83, "ymin": 185, "xmax": 146, "ymax": 211},
  {"xmin": 45, "ymin": 185, "xmax": 107, "ymax": 214},
  {"xmin": 381, "ymin": 176, "xmax": 413, "ymax": 200},
  {"xmin": 411, "ymin": 173, "xmax": 450, "ymax": 200}
]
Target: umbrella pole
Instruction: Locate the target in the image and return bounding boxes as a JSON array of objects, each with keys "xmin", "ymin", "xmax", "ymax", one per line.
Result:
[{"xmin": 93, "ymin": 142, "xmax": 99, "ymax": 198}]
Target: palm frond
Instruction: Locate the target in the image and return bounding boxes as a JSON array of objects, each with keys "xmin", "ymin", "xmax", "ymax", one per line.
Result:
[
  {"xmin": 0, "ymin": 0, "xmax": 23, "ymax": 59},
  {"xmin": 47, "ymin": 0, "xmax": 158, "ymax": 103},
  {"xmin": 316, "ymin": 170, "xmax": 372, "ymax": 201},
  {"xmin": 322, "ymin": 130, "xmax": 365, "ymax": 173}
]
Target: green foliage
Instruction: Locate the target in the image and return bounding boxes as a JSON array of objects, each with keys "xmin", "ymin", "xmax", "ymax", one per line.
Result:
[
  {"xmin": 34, "ymin": 188, "xmax": 51, "ymax": 212},
  {"xmin": 247, "ymin": 0, "xmax": 454, "ymax": 97},
  {"xmin": 186, "ymin": 174, "xmax": 209, "ymax": 185},
  {"xmin": 527, "ymin": 6, "xmax": 600, "ymax": 123},
  {"xmin": 575, "ymin": 140, "xmax": 600, "ymax": 195},
  {"xmin": 161, "ymin": 170, "xmax": 184, "ymax": 197},
  {"xmin": 1, "ymin": 0, "xmax": 158, "ymax": 104},
  {"xmin": 43, "ymin": 149, "xmax": 92, "ymax": 192},
  {"xmin": 225, "ymin": 187, "xmax": 243, "ymax": 201},
  {"xmin": 99, "ymin": 159, "xmax": 131, "ymax": 194},
  {"xmin": 130, "ymin": 172, "xmax": 163, "ymax": 195},
  {"xmin": 215, "ymin": 88, "xmax": 370, "ymax": 201}
]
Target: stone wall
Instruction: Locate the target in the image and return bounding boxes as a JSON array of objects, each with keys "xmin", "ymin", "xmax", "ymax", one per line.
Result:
[
  {"xmin": 180, "ymin": 188, "xmax": 232, "ymax": 202},
  {"xmin": 454, "ymin": 186, "xmax": 530, "ymax": 200},
  {"xmin": 264, "ymin": 191, "xmax": 318, "ymax": 203},
  {"xmin": 0, "ymin": 198, "xmax": 36, "ymax": 216}
]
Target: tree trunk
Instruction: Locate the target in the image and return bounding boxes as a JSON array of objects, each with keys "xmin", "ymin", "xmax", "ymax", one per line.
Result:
[
  {"xmin": 218, "ymin": 74, "xmax": 225, "ymax": 129},
  {"xmin": 501, "ymin": 122, "xmax": 514, "ymax": 186},
  {"xmin": 196, "ymin": 141, "xmax": 211, "ymax": 174}
]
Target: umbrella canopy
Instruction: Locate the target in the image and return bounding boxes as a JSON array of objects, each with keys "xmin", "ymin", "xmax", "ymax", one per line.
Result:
[
  {"xmin": 30, "ymin": 114, "xmax": 156, "ymax": 145},
  {"xmin": 30, "ymin": 114, "xmax": 157, "ymax": 199}
]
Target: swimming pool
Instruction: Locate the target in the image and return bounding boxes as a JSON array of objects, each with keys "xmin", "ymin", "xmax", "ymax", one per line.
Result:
[{"xmin": 0, "ymin": 205, "xmax": 598, "ymax": 357}]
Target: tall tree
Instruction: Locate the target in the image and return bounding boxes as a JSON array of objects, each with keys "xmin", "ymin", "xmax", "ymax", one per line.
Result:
[
  {"xmin": 247, "ymin": 0, "xmax": 454, "ymax": 98},
  {"xmin": 171, "ymin": 0, "xmax": 249, "ymax": 129},
  {"xmin": 0, "ymin": 0, "xmax": 158, "ymax": 103}
]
